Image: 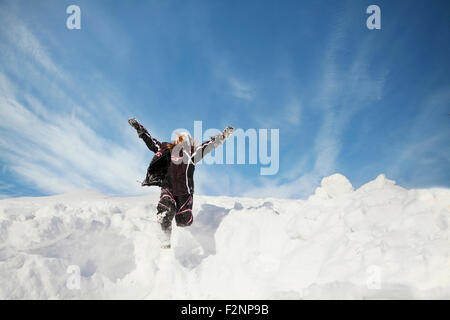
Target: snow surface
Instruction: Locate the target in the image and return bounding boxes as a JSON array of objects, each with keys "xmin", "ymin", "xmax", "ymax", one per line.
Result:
[{"xmin": 0, "ymin": 174, "xmax": 449, "ymax": 299}]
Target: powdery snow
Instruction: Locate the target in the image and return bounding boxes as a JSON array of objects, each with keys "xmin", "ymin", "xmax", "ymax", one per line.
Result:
[{"xmin": 0, "ymin": 174, "xmax": 449, "ymax": 299}]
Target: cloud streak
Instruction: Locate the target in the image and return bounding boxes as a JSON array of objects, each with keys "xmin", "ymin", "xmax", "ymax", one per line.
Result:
[
  {"xmin": 0, "ymin": 8, "xmax": 152, "ymax": 196},
  {"xmin": 0, "ymin": 76, "xmax": 148, "ymax": 195},
  {"xmin": 228, "ymin": 77, "xmax": 255, "ymax": 101},
  {"xmin": 237, "ymin": 6, "xmax": 388, "ymax": 199}
]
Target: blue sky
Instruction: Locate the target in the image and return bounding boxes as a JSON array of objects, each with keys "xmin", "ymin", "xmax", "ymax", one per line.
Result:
[{"xmin": 0, "ymin": 0, "xmax": 449, "ymax": 199}]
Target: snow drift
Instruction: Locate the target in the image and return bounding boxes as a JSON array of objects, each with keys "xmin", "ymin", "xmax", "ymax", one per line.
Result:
[{"xmin": 0, "ymin": 174, "xmax": 449, "ymax": 299}]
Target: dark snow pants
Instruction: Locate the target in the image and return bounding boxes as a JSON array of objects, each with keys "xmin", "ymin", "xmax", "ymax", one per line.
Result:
[{"xmin": 156, "ymin": 188, "xmax": 193, "ymax": 235}]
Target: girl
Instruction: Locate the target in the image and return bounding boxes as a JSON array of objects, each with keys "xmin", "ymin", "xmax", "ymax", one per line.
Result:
[{"xmin": 129, "ymin": 118, "xmax": 234, "ymax": 248}]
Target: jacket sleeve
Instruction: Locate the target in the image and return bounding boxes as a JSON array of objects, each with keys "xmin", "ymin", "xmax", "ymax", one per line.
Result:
[
  {"xmin": 191, "ymin": 126, "xmax": 234, "ymax": 164},
  {"xmin": 139, "ymin": 131, "xmax": 162, "ymax": 153}
]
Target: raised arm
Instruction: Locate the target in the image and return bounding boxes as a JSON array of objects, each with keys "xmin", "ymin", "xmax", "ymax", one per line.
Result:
[
  {"xmin": 139, "ymin": 130, "xmax": 162, "ymax": 153},
  {"xmin": 128, "ymin": 118, "xmax": 162, "ymax": 153},
  {"xmin": 191, "ymin": 126, "xmax": 234, "ymax": 163}
]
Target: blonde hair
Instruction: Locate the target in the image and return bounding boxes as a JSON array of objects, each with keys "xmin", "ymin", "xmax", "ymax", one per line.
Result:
[{"xmin": 168, "ymin": 132, "xmax": 196, "ymax": 151}]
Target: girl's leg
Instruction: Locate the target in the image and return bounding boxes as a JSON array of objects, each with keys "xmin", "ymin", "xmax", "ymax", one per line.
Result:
[
  {"xmin": 156, "ymin": 188, "xmax": 177, "ymax": 246},
  {"xmin": 174, "ymin": 194, "xmax": 194, "ymax": 227}
]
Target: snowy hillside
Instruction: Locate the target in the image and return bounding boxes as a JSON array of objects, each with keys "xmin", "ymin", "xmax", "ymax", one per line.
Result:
[{"xmin": 0, "ymin": 174, "xmax": 449, "ymax": 299}]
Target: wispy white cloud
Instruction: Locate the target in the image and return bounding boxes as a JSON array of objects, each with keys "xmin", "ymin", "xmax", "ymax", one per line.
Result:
[
  {"xmin": 284, "ymin": 98, "xmax": 302, "ymax": 126},
  {"xmin": 228, "ymin": 77, "xmax": 255, "ymax": 101},
  {"xmin": 0, "ymin": 7, "xmax": 71, "ymax": 88},
  {"xmin": 0, "ymin": 82, "xmax": 148, "ymax": 195},
  {"xmin": 387, "ymin": 86, "xmax": 450, "ymax": 186},
  {"xmin": 0, "ymin": 8, "xmax": 155, "ymax": 197},
  {"xmin": 224, "ymin": 6, "xmax": 388, "ymax": 199}
]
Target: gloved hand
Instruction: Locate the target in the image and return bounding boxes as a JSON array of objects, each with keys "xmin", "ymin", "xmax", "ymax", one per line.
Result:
[
  {"xmin": 222, "ymin": 126, "xmax": 235, "ymax": 139},
  {"xmin": 211, "ymin": 126, "xmax": 234, "ymax": 143},
  {"xmin": 128, "ymin": 118, "xmax": 148, "ymax": 137}
]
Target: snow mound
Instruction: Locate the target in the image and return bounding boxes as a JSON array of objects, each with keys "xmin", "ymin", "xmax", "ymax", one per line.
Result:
[
  {"xmin": 0, "ymin": 174, "xmax": 449, "ymax": 299},
  {"xmin": 310, "ymin": 173, "xmax": 354, "ymax": 200}
]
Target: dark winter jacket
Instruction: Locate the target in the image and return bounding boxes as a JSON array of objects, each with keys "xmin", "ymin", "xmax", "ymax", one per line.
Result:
[{"xmin": 139, "ymin": 131, "xmax": 226, "ymax": 196}]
